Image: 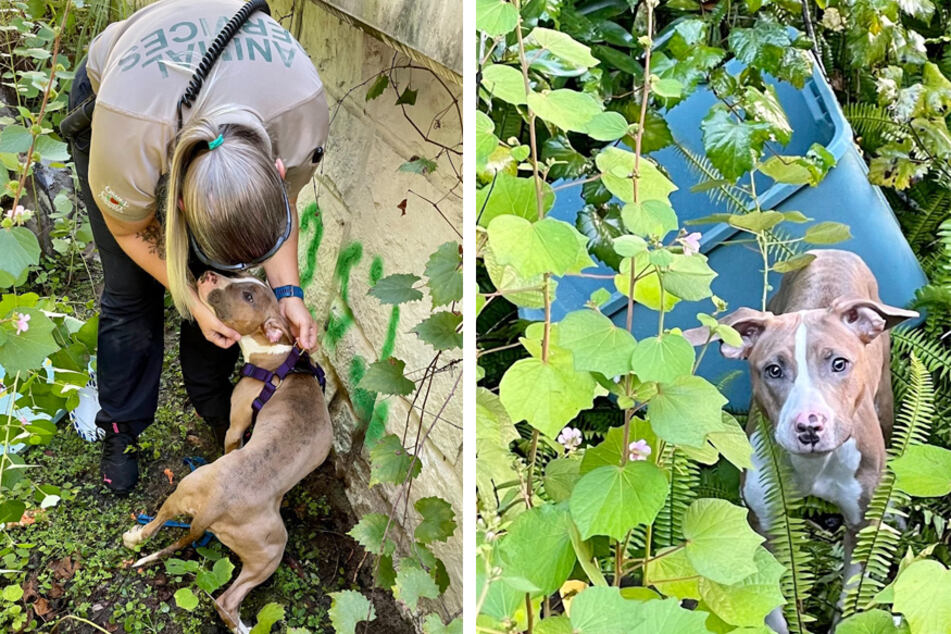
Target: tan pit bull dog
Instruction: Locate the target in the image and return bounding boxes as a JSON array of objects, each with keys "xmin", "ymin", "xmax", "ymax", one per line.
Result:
[
  {"xmin": 122, "ymin": 272, "xmax": 333, "ymax": 633},
  {"xmin": 685, "ymin": 249, "xmax": 917, "ymax": 633}
]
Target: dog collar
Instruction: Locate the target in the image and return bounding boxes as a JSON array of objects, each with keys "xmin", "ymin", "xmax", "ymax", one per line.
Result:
[{"xmin": 240, "ymin": 344, "xmax": 326, "ymax": 424}]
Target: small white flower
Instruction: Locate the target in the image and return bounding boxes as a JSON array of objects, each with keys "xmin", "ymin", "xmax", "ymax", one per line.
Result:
[
  {"xmin": 5, "ymin": 205, "xmax": 28, "ymax": 224},
  {"xmin": 14, "ymin": 312, "xmax": 30, "ymax": 335},
  {"xmin": 557, "ymin": 427, "xmax": 583, "ymax": 451},
  {"xmin": 628, "ymin": 439, "xmax": 652, "ymax": 462},
  {"xmin": 678, "ymin": 232, "xmax": 702, "ymax": 256}
]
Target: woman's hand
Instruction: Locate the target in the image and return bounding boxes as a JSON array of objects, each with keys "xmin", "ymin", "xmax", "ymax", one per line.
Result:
[
  {"xmin": 281, "ymin": 297, "xmax": 317, "ymax": 349},
  {"xmin": 192, "ymin": 299, "xmax": 241, "ymax": 348}
]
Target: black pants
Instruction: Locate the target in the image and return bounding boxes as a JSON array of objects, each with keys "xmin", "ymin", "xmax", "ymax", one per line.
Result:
[{"xmin": 66, "ymin": 58, "xmax": 238, "ymax": 437}]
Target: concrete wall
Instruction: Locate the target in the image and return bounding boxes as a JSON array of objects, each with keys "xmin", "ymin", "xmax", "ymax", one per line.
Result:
[{"xmin": 126, "ymin": 0, "xmax": 464, "ymax": 618}]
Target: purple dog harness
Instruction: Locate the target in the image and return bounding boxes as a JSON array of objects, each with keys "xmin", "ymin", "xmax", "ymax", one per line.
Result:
[{"xmin": 240, "ymin": 343, "xmax": 326, "ymax": 424}]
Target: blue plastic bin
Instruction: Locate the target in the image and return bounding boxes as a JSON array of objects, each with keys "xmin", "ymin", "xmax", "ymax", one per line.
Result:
[{"xmin": 522, "ymin": 63, "xmax": 927, "ymax": 409}]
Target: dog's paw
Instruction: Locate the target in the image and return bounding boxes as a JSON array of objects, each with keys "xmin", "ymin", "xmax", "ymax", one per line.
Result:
[
  {"xmin": 234, "ymin": 620, "xmax": 250, "ymax": 634},
  {"xmin": 122, "ymin": 525, "xmax": 144, "ymax": 549}
]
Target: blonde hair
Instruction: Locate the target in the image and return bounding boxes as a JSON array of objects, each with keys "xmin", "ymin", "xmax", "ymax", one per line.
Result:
[{"xmin": 164, "ymin": 106, "xmax": 286, "ymax": 318}]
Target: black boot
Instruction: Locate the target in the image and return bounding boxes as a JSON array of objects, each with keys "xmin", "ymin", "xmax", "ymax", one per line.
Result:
[
  {"xmin": 204, "ymin": 416, "xmax": 230, "ymax": 452},
  {"xmin": 100, "ymin": 422, "xmax": 138, "ymax": 495}
]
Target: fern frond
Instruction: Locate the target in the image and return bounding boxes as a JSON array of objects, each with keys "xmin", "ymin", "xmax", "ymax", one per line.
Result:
[
  {"xmin": 750, "ymin": 409, "xmax": 815, "ymax": 633},
  {"xmin": 843, "ymin": 103, "xmax": 908, "ymax": 149},
  {"xmin": 891, "ymin": 328, "xmax": 951, "ymax": 387},
  {"xmin": 653, "ymin": 446, "xmax": 700, "ymax": 548},
  {"xmin": 842, "ymin": 355, "xmax": 934, "ymax": 615},
  {"xmin": 900, "ymin": 182, "xmax": 951, "ymax": 255},
  {"xmin": 673, "ymin": 142, "xmax": 752, "ymax": 215}
]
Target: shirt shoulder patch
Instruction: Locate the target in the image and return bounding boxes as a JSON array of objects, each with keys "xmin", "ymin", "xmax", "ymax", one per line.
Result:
[{"xmin": 98, "ymin": 185, "xmax": 129, "ymax": 214}]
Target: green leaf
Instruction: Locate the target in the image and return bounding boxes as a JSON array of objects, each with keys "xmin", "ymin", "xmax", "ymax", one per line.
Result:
[
  {"xmin": 349, "ymin": 513, "xmax": 395, "ymax": 556},
  {"xmin": 683, "ymin": 499, "xmax": 764, "ymax": 584},
  {"xmin": 649, "ymin": 375, "xmax": 727, "ymax": 447},
  {"xmin": 499, "ymin": 347, "xmax": 597, "ymax": 438},
  {"xmin": 358, "ymin": 358, "xmax": 415, "ymax": 396},
  {"xmin": 893, "ymin": 559, "xmax": 951, "ymax": 634},
  {"xmin": 890, "ymin": 444, "xmax": 951, "ymax": 497},
  {"xmin": 612, "ymin": 235, "xmax": 647, "ymax": 258},
  {"xmin": 558, "ymin": 309, "xmax": 636, "ymax": 376},
  {"xmin": 0, "ymin": 125, "xmax": 32, "ymax": 154},
  {"xmin": 412, "ymin": 312, "xmax": 462, "ymax": 350},
  {"xmin": 708, "ymin": 413, "xmax": 754, "ymax": 470},
  {"xmin": 0, "ymin": 226, "xmax": 41, "ymax": 281},
  {"xmin": 631, "ymin": 333, "xmax": 694, "ymax": 383},
  {"xmin": 621, "ymin": 201, "xmax": 678, "ymax": 239},
  {"xmin": 803, "ymin": 221, "xmax": 852, "ymax": 244},
  {"xmin": 487, "ymin": 216, "xmax": 593, "ymax": 277},
  {"xmin": 772, "ymin": 253, "xmax": 816, "ymax": 273},
  {"xmin": 369, "ymin": 435, "xmax": 421, "ymax": 486},
  {"xmin": 481, "ymin": 64, "xmax": 527, "ymax": 105},
  {"xmin": 196, "ymin": 556, "xmax": 234, "ymax": 593},
  {"xmin": 366, "ymin": 75, "xmax": 389, "ymax": 101},
  {"xmin": 528, "ymin": 89, "xmax": 603, "ymax": 133},
  {"xmin": 423, "ymin": 614, "xmax": 462, "ymax": 634},
  {"xmin": 396, "ymin": 87, "xmax": 418, "ymax": 106},
  {"xmin": 836, "ymin": 609, "xmax": 907, "ymax": 634},
  {"xmin": 174, "ymin": 587, "xmax": 199, "ymax": 611},
  {"xmin": 368, "ymin": 273, "xmax": 423, "ymax": 304},
  {"xmin": 476, "ymin": 0, "xmax": 518, "ymax": 36},
  {"xmin": 701, "ymin": 107, "xmax": 766, "ymax": 181},
  {"xmin": 535, "ymin": 617, "xmax": 574, "ymax": 634},
  {"xmin": 398, "ymin": 157, "xmax": 437, "ymax": 175},
  {"xmin": 249, "ymin": 603, "xmax": 285, "ymax": 634},
  {"xmin": 0, "ymin": 500, "xmax": 25, "ymax": 523},
  {"xmin": 699, "ymin": 547, "xmax": 785, "ymax": 626},
  {"xmin": 475, "ymin": 111, "xmax": 500, "ymax": 170},
  {"xmin": 528, "ymin": 28, "xmax": 599, "ymax": 69},
  {"xmin": 646, "ymin": 546, "xmax": 701, "ymax": 600},
  {"xmin": 653, "ymin": 77, "xmax": 683, "ymax": 99},
  {"xmin": 728, "ymin": 16, "xmax": 810, "ymax": 87},
  {"xmin": 425, "ymin": 241, "xmax": 462, "ymax": 307},
  {"xmin": 476, "ymin": 387, "xmax": 521, "ymax": 509},
  {"xmin": 742, "ymin": 85, "xmax": 792, "ymax": 145},
  {"xmin": 476, "ymin": 172, "xmax": 554, "ymax": 226},
  {"xmin": 393, "ymin": 565, "xmax": 439, "ymax": 611},
  {"xmin": 0, "ymin": 307, "xmax": 58, "ymax": 375},
  {"xmin": 662, "ymin": 254, "xmax": 717, "ymax": 301},
  {"xmin": 329, "ymin": 590, "xmax": 376, "ymax": 634},
  {"xmin": 482, "ymin": 243, "xmax": 551, "ymax": 309},
  {"xmin": 501, "ymin": 503, "xmax": 576, "ymax": 595},
  {"xmin": 614, "ymin": 255, "xmax": 679, "ymax": 312},
  {"xmin": 568, "ymin": 586, "xmax": 642, "ymax": 634},
  {"xmin": 583, "ymin": 111, "xmax": 629, "ymax": 142},
  {"xmin": 569, "ymin": 461, "xmax": 669, "ymax": 540},
  {"xmin": 596, "ymin": 147, "xmax": 678, "ymax": 204},
  {"xmin": 414, "ymin": 497, "xmax": 457, "ymax": 544},
  {"xmin": 33, "ymin": 135, "xmax": 70, "ymax": 162},
  {"xmin": 544, "ymin": 457, "xmax": 581, "ymax": 502},
  {"xmin": 2, "ymin": 584, "xmax": 23, "ymax": 602}
]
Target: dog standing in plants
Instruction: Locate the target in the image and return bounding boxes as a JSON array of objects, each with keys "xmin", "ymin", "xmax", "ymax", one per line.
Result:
[
  {"xmin": 121, "ymin": 273, "xmax": 333, "ymax": 633},
  {"xmin": 686, "ymin": 249, "xmax": 917, "ymax": 633}
]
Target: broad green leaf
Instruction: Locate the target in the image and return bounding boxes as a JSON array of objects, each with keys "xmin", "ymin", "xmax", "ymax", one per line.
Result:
[
  {"xmin": 613, "ymin": 235, "xmax": 647, "ymax": 257},
  {"xmin": 482, "ymin": 64, "xmax": 527, "ymax": 105},
  {"xmin": 487, "ymin": 215, "xmax": 593, "ymax": 277},
  {"xmin": 499, "ymin": 347, "xmax": 597, "ymax": 438},
  {"xmin": 544, "ymin": 457, "xmax": 581, "ymax": 502},
  {"xmin": 614, "ymin": 256, "xmax": 679, "ymax": 312},
  {"xmin": 708, "ymin": 413, "xmax": 754, "ymax": 470},
  {"xmin": 483, "ymin": 243, "xmax": 551, "ymax": 309},
  {"xmin": 728, "ymin": 210, "xmax": 785, "ymax": 234},
  {"xmin": 423, "ymin": 614, "xmax": 462, "ymax": 634},
  {"xmin": 34, "ymin": 136, "xmax": 70, "ymax": 162},
  {"xmin": 349, "ymin": 513, "xmax": 396, "ymax": 556},
  {"xmin": 425, "ymin": 242, "xmax": 462, "ymax": 307},
  {"xmin": 760, "ymin": 155, "xmax": 822, "ymax": 186},
  {"xmin": 358, "ymin": 358, "xmax": 415, "ymax": 396},
  {"xmin": 393, "ymin": 565, "xmax": 439, "ymax": 611},
  {"xmin": 558, "ymin": 309, "xmax": 636, "ymax": 376},
  {"xmin": 836, "ymin": 609, "xmax": 907, "ymax": 634},
  {"xmin": 649, "ymin": 375, "xmax": 727, "ymax": 447},
  {"xmin": 890, "ymin": 444, "xmax": 951, "ymax": 497},
  {"xmin": 501, "ymin": 503, "xmax": 576, "ymax": 595},
  {"xmin": 476, "ymin": 111, "xmax": 500, "ymax": 170},
  {"xmin": 646, "ymin": 546, "xmax": 701, "ymax": 600},
  {"xmin": 415, "ymin": 497, "xmax": 457, "ymax": 544},
  {"xmin": 701, "ymin": 107, "xmax": 766, "ymax": 181},
  {"xmin": 0, "ymin": 500, "xmax": 25, "ymax": 523},
  {"xmin": 653, "ymin": 77, "xmax": 683, "ymax": 99},
  {"xmin": 476, "ymin": 0, "xmax": 518, "ymax": 36},
  {"xmin": 683, "ymin": 499, "xmax": 764, "ymax": 584},
  {"xmin": 395, "ymin": 87, "xmax": 418, "ymax": 105},
  {"xmin": 196, "ymin": 556, "xmax": 234, "ymax": 593},
  {"xmin": 580, "ymin": 422, "xmax": 655, "ymax": 475},
  {"xmin": 742, "ymin": 85, "xmax": 792, "ymax": 145},
  {"xmin": 366, "ymin": 75, "xmax": 388, "ymax": 100},
  {"xmin": 368, "ymin": 273, "xmax": 423, "ymax": 304},
  {"xmin": 476, "ymin": 172, "xmax": 554, "ymax": 226},
  {"xmin": 476, "ymin": 387, "xmax": 520, "ymax": 508},
  {"xmin": 662, "ymin": 254, "xmax": 716, "ymax": 301},
  {"xmin": 0, "ymin": 124, "xmax": 32, "ymax": 154},
  {"xmin": 398, "ymin": 157, "xmax": 437, "ymax": 175},
  {"xmin": 569, "ymin": 586, "xmax": 642, "ymax": 634},
  {"xmin": 0, "ymin": 307, "xmax": 58, "ymax": 375},
  {"xmin": 584, "ymin": 111, "xmax": 629, "ymax": 142},
  {"xmin": 631, "ymin": 333, "xmax": 695, "ymax": 383},
  {"xmin": 772, "ymin": 253, "xmax": 816, "ymax": 273},
  {"xmin": 596, "ymin": 147, "xmax": 677, "ymax": 204},
  {"xmin": 249, "ymin": 603, "xmax": 285, "ymax": 634},
  {"xmin": 528, "ymin": 28, "xmax": 599, "ymax": 68},
  {"xmin": 804, "ymin": 221, "xmax": 852, "ymax": 244},
  {"xmin": 412, "ymin": 311, "xmax": 462, "ymax": 350},
  {"xmin": 528, "ymin": 89, "xmax": 602, "ymax": 133},
  {"xmin": 621, "ymin": 201, "xmax": 678, "ymax": 239},
  {"xmin": 699, "ymin": 547, "xmax": 785, "ymax": 626},
  {"xmin": 728, "ymin": 16, "xmax": 811, "ymax": 87},
  {"xmin": 2, "ymin": 584, "xmax": 23, "ymax": 602},
  {"xmin": 369, "ymin": 434, "xmax": 422, "ymax": 486},
  {"xmin": 0, "ymin": 226, "xmax": 41, "ymax": 282},
  {"xmin": 329, "ymin": 590, "xmax": 376, "ymax": 634},
  {"xmin": 628, "ymin": 597, "xmax": 713, "ymax": 633},
  {"xmin": 569, "ymin": 461, "xmax": 668, "ymax": 540},
  {"xmin": 174, "ymin": 587, "xmax": 199, "ymax": 611},
  {"xmin": 535, "ymin": 616, "xmax": 574, "ymax": 634},
  {"xmin": 892, "ymin": 559, "xmax": 951, "ymax": 634}
]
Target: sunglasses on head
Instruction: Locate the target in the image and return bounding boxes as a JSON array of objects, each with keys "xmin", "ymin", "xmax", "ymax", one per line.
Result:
[{"xmin": 189, "ymin": 184, "xmax": 293, "ymax": 272}]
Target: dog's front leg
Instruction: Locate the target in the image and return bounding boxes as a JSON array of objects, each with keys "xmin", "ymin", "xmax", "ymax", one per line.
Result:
[{"xmin": 226, "ymin": 381, "xmax": 257, "ymax": 453}]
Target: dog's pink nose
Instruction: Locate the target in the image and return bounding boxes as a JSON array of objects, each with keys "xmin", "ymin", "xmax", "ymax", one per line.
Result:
[{"xmin": 795, "ymin": 410, "xmax": 826, "ymax": 433}]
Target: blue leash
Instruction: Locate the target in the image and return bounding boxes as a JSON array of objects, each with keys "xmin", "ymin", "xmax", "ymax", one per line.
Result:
[{"xmin": 136, "ymin": 457, "xmax": 215, "ymax": 548}]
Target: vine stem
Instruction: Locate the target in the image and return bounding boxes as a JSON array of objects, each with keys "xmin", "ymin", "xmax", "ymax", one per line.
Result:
[{"xmin": 10, "ymin": 1, "xmax": 71, "ymax": 214}]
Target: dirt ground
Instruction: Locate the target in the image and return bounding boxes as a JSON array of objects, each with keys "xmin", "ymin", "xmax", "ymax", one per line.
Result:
[{"xmin": 9, "ymin": 317, "xmax": 413, "ymax": 633}]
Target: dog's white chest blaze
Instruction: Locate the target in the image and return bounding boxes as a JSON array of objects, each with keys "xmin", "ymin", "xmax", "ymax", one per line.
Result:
[{"xmin": 789, "ymin": 437, "xmax": 864, "ymax": 526}]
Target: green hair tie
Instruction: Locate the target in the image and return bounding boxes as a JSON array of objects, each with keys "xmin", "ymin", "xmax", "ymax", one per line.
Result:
[{"xmin": 207, "ymin": 134, "xmax": 224, "ymax": 150}]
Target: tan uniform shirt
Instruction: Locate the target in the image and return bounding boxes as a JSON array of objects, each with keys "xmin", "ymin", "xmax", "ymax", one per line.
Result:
[{"xmin": 86, "ymin": 0, "xmax": 328, "ymax": 222}]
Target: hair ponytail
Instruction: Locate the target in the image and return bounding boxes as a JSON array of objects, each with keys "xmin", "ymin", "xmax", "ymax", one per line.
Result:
[{"xmin": 163, "ymin": 105, "xmax": 285, "ymax": 319}]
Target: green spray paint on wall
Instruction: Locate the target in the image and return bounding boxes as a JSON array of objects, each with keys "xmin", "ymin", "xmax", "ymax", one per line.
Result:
[{"xmin": 299, "ymin": 202, "xmax": 324, "ymax": 288}]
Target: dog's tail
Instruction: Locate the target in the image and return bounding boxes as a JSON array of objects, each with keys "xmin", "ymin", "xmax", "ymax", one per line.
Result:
[{"xmin": 132, "ymin": 522, "xmax": 210, "ymax": 568}]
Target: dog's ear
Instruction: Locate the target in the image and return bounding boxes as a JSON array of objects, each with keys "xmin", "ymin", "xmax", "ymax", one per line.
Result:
[
  {"xmin": 262, "ymin": 316, "xmax": 293, "ymax": 344},
  {"xmin": 833, "ymin": 299, "xmax": 918, "ymax": 344},
  {"xmin": 683, "ymin": 307, "xmax": 774, "ymax": 360}
]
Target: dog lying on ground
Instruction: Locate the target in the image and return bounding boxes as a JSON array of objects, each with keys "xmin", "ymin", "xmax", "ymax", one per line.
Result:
[
  {"xmin": 685, "ymin": 249, "xmax": 917, "ymax": 633},
  {"xmin": 122, "ymin": 272, "xmax": 333, "ymax": 633}
]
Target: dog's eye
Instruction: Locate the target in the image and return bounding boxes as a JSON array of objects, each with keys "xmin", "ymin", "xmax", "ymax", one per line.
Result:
[
  {"xmin": 765, "ymin": 364, "xmax": 783, "ymax": 379},
  {"xmin": 831, "ymin": 357, "xmax": 849, "ymax": 373},
  {"xmin": 242, "ymin": 291, "xmax": 254, "ymax": 303}
]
